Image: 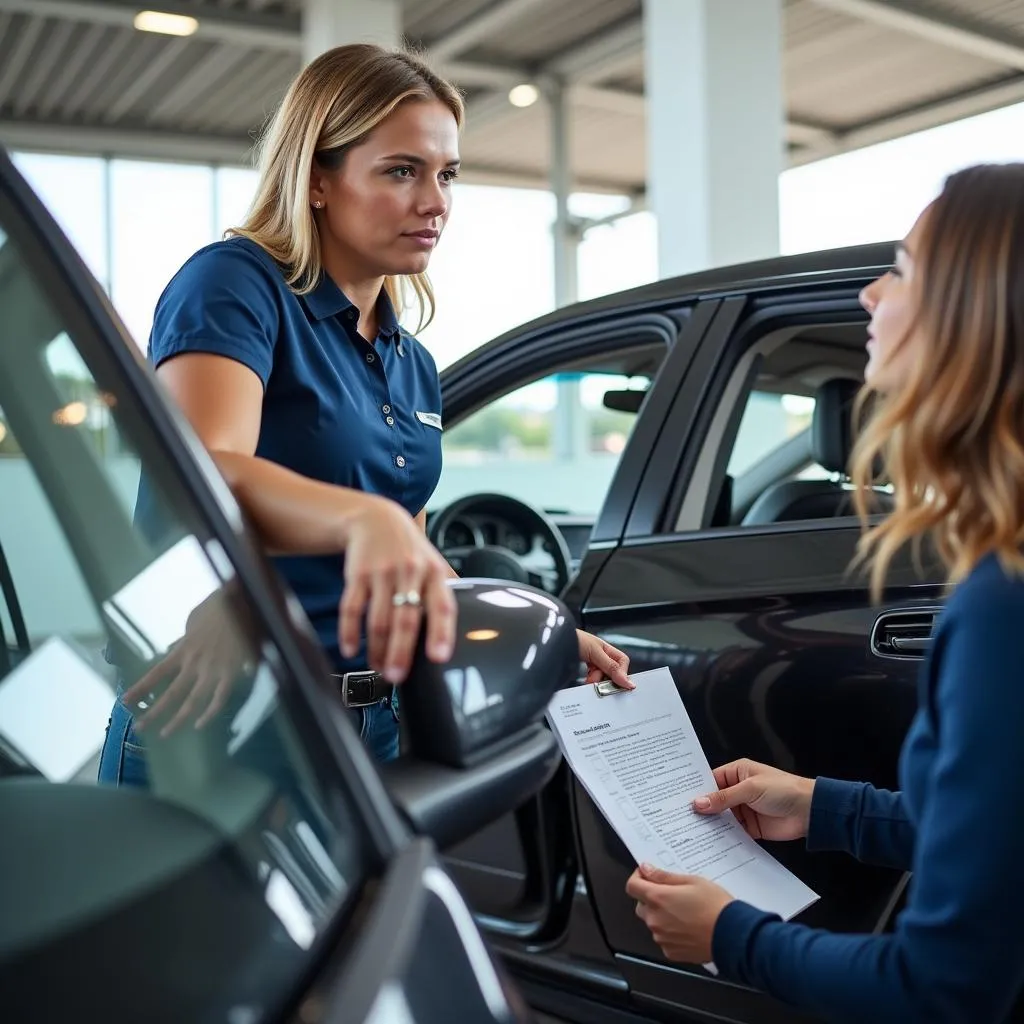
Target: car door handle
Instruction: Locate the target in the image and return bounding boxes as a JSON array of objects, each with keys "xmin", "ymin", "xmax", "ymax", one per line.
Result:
[
  {"xmin": 870, "ymin": 608, "xmax": 941, "ymax": 659},
  {"xmin": 889, "ymin": 636, "xmax": 930, "ymax": 653}
]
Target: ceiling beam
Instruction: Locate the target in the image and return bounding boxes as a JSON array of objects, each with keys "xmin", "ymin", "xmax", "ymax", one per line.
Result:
[
  {"xmin": 0, "ymin": 0, "xmax": 301, "ymax": 52},
  {"xmin": 0, "ymin": 0, "xmax": 538, "ymax": 92},
  {"xmin": 443, "ymin": 60, "xmax": 524, "ymax": 90},
  {"xmin": 811, "ymin": 0, "xmax": 1024, "ymax": 72},
  {"xmin": 428, "ymin": 0, "xmax": 549, "ymax": 62},
  {"xmin": 37, "ymin": 21, "xmax": 106, "ymax": 116},
  {"xmin": 146, "ymin": 43, "xmax": 254, "ymax": 123},
  {"xmin": 0, "ymin": 119, "xmax": 259, "ymax": 164},
  {"xmin": 470, "ymin": 85, "xmax": 840, "ymax": 153},
  {"xmin": 0, "ymin": 117, "xmax": 633, "ymax": 192},
  {"xmin": 104, "ymin": 37, "xmax": 191, "ymax": 123},
  {"xmin": 573, "ymin": 85, "xmax": 644, "ymax": 117},
  {"xmin": 789, "ymin": 73, "xmax": 1024, "ymax": 166},
  {"xmin": 786, "ymin": 118, "xmax": 841, "ymax": 148},
  {"xmin": 546, "ymin": 16, "xmax": 643, "ymax": 84},
  {"xmin": 0, "ymin": 13, "xmax": 43, "ymax": 108}
]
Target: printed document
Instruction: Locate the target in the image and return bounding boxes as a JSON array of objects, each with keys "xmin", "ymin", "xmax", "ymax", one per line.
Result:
[{"xmin": 546, "ymin": 667, "xmax": 818, "ymax": 922}]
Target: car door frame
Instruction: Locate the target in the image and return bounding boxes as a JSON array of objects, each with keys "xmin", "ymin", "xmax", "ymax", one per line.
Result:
[
  {"xmin": 567, "ymin": 259, "xmax": 951, "ymax": 1024},
  {"xmin": 437, "ymin": 297, "xmax": 718, "ymax": 949}
]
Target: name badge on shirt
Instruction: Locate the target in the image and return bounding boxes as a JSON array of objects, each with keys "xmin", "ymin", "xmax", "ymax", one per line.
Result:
[{"xmin": 416, "ymin": 411, "xmax": 443, "ymax": 431}]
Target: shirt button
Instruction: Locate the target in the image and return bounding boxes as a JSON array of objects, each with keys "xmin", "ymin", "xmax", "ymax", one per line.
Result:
[
  {"xmin": 366, "ymin": 352, "xmax": 375, "ymax": 364},
  {"xmin": 395, "ymin": 456, "xmax": 406, "ymax": 468},
  {"xmin": 382, "ymin": 404, "xmax": 391, "ymax": 414},
  {"xmin": 386, "ymin": 415, "xmax": 395, "ymax": 426}
]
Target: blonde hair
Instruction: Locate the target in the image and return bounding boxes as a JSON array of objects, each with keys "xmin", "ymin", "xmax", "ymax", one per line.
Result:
[
  {"xmin": 851, "ymin": 164, "xmax": 1024, "ymax": 598},
  {"xmin": 230, "ymin": 44, "xmax": 464, "ymax": 331}
]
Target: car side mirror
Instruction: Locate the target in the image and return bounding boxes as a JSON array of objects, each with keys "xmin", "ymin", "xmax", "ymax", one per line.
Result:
[{"xmin": 380, "ymin": 579, "xmax": 578, "ymax": 848}]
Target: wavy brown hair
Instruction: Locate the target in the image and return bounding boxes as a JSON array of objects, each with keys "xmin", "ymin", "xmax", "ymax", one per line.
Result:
[
  {"xmin": 851, "ymin": 164, "xmax": 1024, "ymax": 598},
  {"xmin": 230, "ymin": 44, "xmax": 463, "ymax": 331}
]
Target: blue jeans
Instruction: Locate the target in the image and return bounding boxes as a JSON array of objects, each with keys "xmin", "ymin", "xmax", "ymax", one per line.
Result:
[
  {"xmin": 96, "ymin": 696, "xmax": 150, "ymax": 787},
  {"xmin": 357, "ymin": 692, "xmax": 401, "ymax": 763},
  {"xmin": 97, "ymin": 690, "xmax": 401, "ymax": 788}
]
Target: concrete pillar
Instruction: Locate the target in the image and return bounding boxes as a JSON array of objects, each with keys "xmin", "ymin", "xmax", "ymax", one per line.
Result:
[
  {"xmin": 546, "ymin": 79, "xmax": 587, "ymax": 461},
  {"xmin": 303, "ymin": 0, "xmax": 401, "ymax": 64},
  {"xmin": 643, "ymin": 0, "xmax": 783, "ymax": 278},
  {"xmin": 548, "ymin": 78, "xmax": 578, "ymax": 308}
]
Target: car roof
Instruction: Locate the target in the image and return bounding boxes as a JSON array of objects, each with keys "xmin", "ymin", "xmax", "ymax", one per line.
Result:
[{"xmin": 443, "ymin": 241, "xmax": 894, "ymax": 376}]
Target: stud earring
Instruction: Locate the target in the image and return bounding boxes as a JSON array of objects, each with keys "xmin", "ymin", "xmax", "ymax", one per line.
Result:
[{"xmin": 313, "ymin": 200, "xmax": 323, "ymax": 209}]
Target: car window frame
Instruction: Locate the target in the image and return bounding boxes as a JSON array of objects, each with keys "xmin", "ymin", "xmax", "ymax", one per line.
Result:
[
  {"xmin": 624, "ymin": 278, "xmax": 890, "ymax": 543},
  {"xmin": 439, "ymin": 307, "xmax": 688, "ymax": 547}
]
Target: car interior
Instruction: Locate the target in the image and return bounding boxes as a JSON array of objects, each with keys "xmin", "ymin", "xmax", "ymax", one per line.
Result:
[
  {"xmin": 428, "ymin": 339, "xmax": 668, "ymax": 586},
  {"xmin": 681, "ymin": 320, "xmax": 893, "ymax": 534}
]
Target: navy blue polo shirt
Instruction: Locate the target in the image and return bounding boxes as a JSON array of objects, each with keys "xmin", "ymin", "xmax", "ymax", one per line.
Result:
[{"xmin": 140, "ymin": 235, "xmax": 443, "ymax": 671}]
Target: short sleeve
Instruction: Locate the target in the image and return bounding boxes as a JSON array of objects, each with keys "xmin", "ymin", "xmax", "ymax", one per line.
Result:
[{"xmin": 149, "ymin": 240, "xmax": 281, "ymax": 388}]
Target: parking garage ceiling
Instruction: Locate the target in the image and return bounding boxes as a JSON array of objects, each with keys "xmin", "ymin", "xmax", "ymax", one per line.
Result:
[{"xmin": 1, "ymin": 0, "xmax": 1024, "ymax": 194}]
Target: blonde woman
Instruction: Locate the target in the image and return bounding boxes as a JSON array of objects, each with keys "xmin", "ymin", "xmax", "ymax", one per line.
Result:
[
  {"xmin": 627, "ymin": 164, "xmax": 1024, "ymax": 1022},
  {"xmin": 98, "ymin": 44, "xmax": 629, "ymax": 777}
]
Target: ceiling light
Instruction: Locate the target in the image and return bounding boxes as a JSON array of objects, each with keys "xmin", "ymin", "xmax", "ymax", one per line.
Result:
[
  {"xmin": 133, "ymin": 10, "xmax": 199, "ymax": 36},
  {"xmin": 508, "ymin": 83, "xmax": 539, "ymax": 109}
]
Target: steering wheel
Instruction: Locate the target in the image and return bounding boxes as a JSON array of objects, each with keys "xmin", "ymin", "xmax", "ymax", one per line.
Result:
[{"xmin": 427, "ymin": 492, "xmax": 574, "ymax": 596}]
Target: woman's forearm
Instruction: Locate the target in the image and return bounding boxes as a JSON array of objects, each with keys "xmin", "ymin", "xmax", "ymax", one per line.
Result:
[{"xmin": 211, "ymin": 449, "xmax": 384, "ymax": 556}]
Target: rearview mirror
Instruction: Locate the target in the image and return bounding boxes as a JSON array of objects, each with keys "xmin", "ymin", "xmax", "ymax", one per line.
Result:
[
  {"xmin": 381, "ymin": 579, "xmax": 578, "ymax": 848},
  {"xmin": 602, "ymin": 388, "xmax": 646, "ymax": 414}
]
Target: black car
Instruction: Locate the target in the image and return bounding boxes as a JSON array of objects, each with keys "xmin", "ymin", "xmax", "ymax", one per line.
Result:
[{"xmin": 0, "ymin": 146, "xmax": 933, "ymax": 1024}]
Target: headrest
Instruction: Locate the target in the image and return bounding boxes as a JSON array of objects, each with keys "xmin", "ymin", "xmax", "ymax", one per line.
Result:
[{"xmin": 812, "ymin": 378, "xmax": 861, "ymax": 475}]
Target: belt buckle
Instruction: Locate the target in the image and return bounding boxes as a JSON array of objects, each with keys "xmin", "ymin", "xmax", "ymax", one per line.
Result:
[{"xmin": 336, "ymin": 670, "xmax": 381, "ymax": 708}]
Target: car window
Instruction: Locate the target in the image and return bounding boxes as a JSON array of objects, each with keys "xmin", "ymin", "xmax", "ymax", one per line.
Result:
[
  {"xmin": 432, "ymin": 371, "xmax": 650, "ymax": 516},
  {"xmin": 0, "ymin": 217, "xmax": 371, "ymax": 1020},
  {"xmin": 728, "ymin": 390, "xmax": 826, "ymax": 479}
]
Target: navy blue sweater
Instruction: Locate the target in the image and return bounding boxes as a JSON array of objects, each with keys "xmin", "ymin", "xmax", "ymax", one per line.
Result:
[{"xmin": 713, "ymin": 553, "xmax": 1024, "ymax": 1023}]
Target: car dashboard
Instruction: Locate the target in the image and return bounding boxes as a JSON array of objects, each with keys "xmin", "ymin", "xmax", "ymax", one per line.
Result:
[{"xmin": 431, "ymin": 510, "xmax": 594, "ymax": 573}]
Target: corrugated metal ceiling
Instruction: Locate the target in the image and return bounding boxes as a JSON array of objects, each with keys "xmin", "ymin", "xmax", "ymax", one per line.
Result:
[{"xmin": 1, "ymin": 0, "xmax": 1023, "ymax": 193}]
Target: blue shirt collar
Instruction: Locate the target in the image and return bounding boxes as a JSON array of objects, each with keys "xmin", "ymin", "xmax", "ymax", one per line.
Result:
[{"xmin": 304, "ymin": 274, "xmax": 402, "ymax": 339}]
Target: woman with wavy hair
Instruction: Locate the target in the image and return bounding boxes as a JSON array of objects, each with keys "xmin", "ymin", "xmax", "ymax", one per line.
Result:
[
  {"xmin": 97, "ymin": 43, "xmax": 630, "ymax": 778},
  {"xmin": 626, "ymin": 163, "xmax": 1024, "ymax": 1023}
]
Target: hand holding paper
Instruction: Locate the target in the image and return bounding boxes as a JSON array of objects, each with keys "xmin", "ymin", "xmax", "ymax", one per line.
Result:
[
  {"xmin": 545, "ymin": 666, "xmax": 818, "ymax": 960},
  {"xmin": 626, "ymin": 863, "xmax": 735, "ymax": 965},
  {"xmin": 694, "ymin": 757, "xmax": 817, "ymax": 843}
]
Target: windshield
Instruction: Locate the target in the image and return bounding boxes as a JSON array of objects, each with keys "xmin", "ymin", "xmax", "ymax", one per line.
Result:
[{"xmin": 0, "ymin": 209, "xmax": 367, "ymax": 1020}]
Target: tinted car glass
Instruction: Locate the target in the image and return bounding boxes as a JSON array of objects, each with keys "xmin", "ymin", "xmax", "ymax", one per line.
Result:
[{"xmin": 0, "ymin": 209, "xmax": 370, "ymax": 1021}]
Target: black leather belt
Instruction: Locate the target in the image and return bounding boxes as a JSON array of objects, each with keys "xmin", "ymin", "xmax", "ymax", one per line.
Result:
[{"xmin": 331, "ymin": 670, "xmax": 392, "ymax": 709}]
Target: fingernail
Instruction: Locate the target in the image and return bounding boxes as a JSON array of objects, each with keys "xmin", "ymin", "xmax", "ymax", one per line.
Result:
[
  {"xmin": 640, "ymin": 862, "xmax": 655, "ymax": 873},
  {"xmin": 694, "ymin": 797, "xmax": 711, "ymax": 810},
  {"xmin": 385, "ymin": 666, "xmax": 404, "ymax": 683},
  {"xmin": 429, "ymin": 643, "xmax": 452, "ymax": 662}
]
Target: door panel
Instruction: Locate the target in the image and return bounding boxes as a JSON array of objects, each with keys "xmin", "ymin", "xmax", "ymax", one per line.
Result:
[
  {"xmin": 439, "ymin": 306, "xmax": 710, "ymax": 942},
  {"xmin": 577, "ymin": 525, "xmax": 941, "ymax": 1023}
]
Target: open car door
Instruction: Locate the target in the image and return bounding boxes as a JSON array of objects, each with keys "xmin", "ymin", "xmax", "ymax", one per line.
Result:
[{"xmin": 0, "ymin": 146, "xmax": 579, "ymax": 1024}]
